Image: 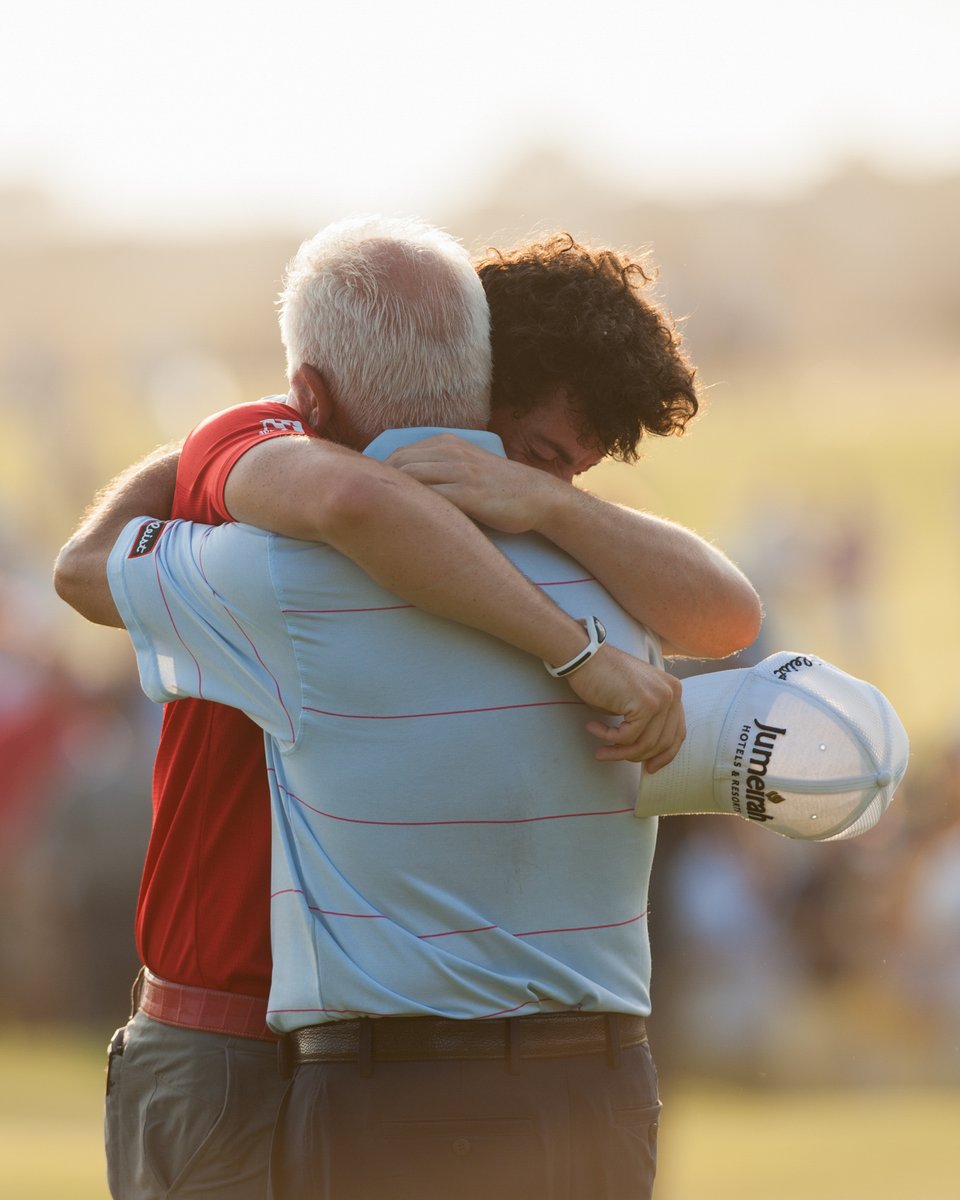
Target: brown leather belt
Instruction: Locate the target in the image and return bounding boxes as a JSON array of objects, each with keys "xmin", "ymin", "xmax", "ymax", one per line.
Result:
[
  {"xmin": 286, "ymin": 1012, "xmax": 646, "ymax": 1069},
  {"xmin": 138, "ymin": 969, "xmax": 277, "ymax": 1042}
]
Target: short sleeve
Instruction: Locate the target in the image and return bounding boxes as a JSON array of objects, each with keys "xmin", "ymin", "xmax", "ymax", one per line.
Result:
[
  {"xmin": 107, "ymin": 516, "xmax": 300, "ymax": 745},
  {"xmin": 174, "ymin": 399, "xmax": 314, "ymax": 524}
]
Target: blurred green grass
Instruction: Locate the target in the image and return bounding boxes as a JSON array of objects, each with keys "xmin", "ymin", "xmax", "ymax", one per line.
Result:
[
  {"xmin": 0, "ymin": 1026, "xmax": 109, "ymax": 1199},
  {"xmin": 2, "ymin": 1026, "xmax": 958, "ymax": 1200},
  {"xmin": 656, "ymin": 1079, "xmax": 960, "ymax": 1200}
]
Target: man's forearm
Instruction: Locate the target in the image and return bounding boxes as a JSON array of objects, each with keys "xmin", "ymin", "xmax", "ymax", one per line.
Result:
[
  {"xmin": 247, "ymin": 440, "xmax": 598, "ymax": 668},
  {"xmin": 227, "ymin": 435, "xmax": 619, "ymax": 667},
  {"xmin": 535, "ymin": 486, "xmax": 762, "ymax": 659},
  {"xmin": 53, "ymin": 445, "xmax": 181, "ymax": 626},
  {"xmin": 383, "ymin": 434, "xmax": 761, "ymax": 658}
]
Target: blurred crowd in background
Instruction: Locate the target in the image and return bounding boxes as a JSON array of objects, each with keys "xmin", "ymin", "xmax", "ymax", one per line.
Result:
[
  {"xmin": 2, "ymin": 588, "xmax": 959, "ymax": 1086},
  {"xmin": 1, "ymin": 156, "xmax": 958, "ymax": 1086}
]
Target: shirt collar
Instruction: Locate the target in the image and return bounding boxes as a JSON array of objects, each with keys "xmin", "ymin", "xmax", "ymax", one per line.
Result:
[{"xmin": 363, "ymin": 427, "xmax": 507, "ymax": 462}]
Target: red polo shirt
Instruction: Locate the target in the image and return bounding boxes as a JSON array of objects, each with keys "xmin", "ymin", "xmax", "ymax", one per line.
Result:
[{"xmin": 135, "ymin": 399, "xmax": 315, "ymax": 997}]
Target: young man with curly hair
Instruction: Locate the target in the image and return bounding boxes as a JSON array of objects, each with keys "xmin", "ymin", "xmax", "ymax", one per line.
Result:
[
  {"xmin": 391, "ymin": 234, "xmax": 747, "ymax": 658},
  {"xmin": 55, "ymin": 223, "xmax": 759, "ymax": 1200},
  {"xmin": 485, "ymin": 233, "xmax": 698, "ymax": 460}
]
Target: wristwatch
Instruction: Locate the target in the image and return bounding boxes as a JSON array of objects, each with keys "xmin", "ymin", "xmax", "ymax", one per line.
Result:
[{"xmin": 543, "ymin": 615, "xmax": 607, "ymax": 678}]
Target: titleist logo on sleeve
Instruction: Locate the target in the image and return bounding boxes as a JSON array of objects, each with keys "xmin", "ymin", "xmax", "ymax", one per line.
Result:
[
  {"xmin": 260, "ymin": 417, "xmax": 304, "ymax": 436},
  {"xmin": 128, "ymin": 519, "xmax": 167, "ymax": 558}
]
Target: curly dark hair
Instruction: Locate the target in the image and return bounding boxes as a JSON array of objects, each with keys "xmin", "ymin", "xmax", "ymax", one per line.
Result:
[{"xmin": 476, "ymin": 233, "xmax": 699, "ymax": 461}]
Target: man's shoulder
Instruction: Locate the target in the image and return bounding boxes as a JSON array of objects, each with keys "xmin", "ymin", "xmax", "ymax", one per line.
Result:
[
  {"xmin": 187, "ymin": 397, "xmax": 304, "ymax": 448},
  {"xmin": 175, "ymin": 398, "xmax": 310, "ymax": 524}
]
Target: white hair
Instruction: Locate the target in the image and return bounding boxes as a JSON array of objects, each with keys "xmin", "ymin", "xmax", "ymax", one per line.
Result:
[{"xmin": 278, "ymin": 215, "xmax": 491, "ymax": 441}]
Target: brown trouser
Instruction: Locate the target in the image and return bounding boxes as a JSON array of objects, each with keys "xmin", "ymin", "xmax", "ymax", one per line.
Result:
[{"xmin": 270, "ymin": 1035, "xmax": 661, "ymax": 1200}]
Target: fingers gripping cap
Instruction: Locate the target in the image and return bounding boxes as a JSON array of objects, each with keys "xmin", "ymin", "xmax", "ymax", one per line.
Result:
[{"xmin": 635, "ymin": 651, "xmax": 910, "ymax": 841}]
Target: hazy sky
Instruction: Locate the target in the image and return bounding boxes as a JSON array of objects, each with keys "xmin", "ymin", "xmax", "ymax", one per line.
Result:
[{"xmin": 4, "ymin": 0, "xmax": 958, "ymax": 232}]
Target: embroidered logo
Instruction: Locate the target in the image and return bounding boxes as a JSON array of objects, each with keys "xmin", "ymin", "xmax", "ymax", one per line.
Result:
[
  {"xmin": 744, "ymin": 720, "xmax": 787, "ymax": 824},
  {"xmin": 774, "ymin": 656, "xmax": 814, "ymax": 681},
  {"xmin": 260, "ymin": 417, "xmax": 304, "ymax": 436},
  {"xmin": 128, "ymin": 519, "xmax": 166, "ymax": 558}
]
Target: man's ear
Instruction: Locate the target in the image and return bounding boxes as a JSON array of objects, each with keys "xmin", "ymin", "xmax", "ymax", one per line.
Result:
[{"xmin": 290, "ymin": 365, "xmax": 334, "ymax": 433}]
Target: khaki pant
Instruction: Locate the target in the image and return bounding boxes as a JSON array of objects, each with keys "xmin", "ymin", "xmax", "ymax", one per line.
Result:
[{"xmin": 104, "ymin": 1010, "xmax": 287, "ymax": 1199}]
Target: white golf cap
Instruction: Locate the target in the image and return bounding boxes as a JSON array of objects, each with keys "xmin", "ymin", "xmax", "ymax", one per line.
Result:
[{"xmin": 636, "ymin": 651, "xmax": 909, "ymax": 841}]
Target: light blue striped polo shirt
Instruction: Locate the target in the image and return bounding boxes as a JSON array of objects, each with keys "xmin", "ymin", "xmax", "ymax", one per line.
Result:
[{"xmin": 108, "ymin": 428, "xmax": 661, "ymax": 1032}]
